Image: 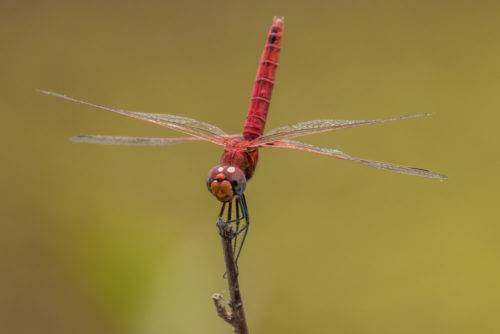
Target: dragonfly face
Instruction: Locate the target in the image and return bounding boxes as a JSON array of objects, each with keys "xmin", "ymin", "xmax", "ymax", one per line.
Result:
[{"xmin": 207, "ymin": 165, "xmax": 247, "ymax": 202}]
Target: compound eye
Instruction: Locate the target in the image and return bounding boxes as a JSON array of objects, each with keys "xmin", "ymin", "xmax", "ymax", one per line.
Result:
[{"xmin": 222, "ymin": 166, "xmax": 246, "ymax": 194}]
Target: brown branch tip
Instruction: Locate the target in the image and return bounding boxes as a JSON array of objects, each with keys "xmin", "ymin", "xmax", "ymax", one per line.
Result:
[{"xmin": 212, "ymin": 293, "xmax": 232, "ymax": 324}]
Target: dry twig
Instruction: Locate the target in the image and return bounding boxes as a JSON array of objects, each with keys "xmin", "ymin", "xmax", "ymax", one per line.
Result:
[{"xmin": 212, "ymin": 207, "xmax": 249, "ymax": 334}]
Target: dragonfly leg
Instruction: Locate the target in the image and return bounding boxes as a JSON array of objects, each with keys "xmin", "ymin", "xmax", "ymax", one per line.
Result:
[
  {"xmin": 233, "ymin": 199, "xmax": 241, "ymax": 255},
  {"xmin": 216, "ymin": 202, "xmax": 227, "ymax": 237},
  {"xmin": 227, "ymin": 200, "xmax": 232, "ymax": 221},
  {"xmin": 216, "ymin": 202, "xmax": 237, "ymax": 240},
  {"xmin": 234, "ymin": 194, "xmax": 250, "ymax": 265},
  {"xmin": 215, "ymin": 196, "xmax": 249, "ymax": 266},
  {"xmin": 217, "ymin": 202, "xmax": 227, "ymax": 221}
]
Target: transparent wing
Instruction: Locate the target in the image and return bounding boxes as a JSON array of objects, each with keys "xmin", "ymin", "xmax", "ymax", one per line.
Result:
[
  {"xmin": 38, "ymin": 90, "xmax": 228, "ymax": 145},
  {"xmin": 256, "ymin": 113, "xmax": 431, "ymax": 144},
  {"xmin": 265, "ymin": 140, "xmax": 447, "ymax": 179},
  {"xmin": 70, "ymin": 135, "xmax": 203, "ymax": 146}
]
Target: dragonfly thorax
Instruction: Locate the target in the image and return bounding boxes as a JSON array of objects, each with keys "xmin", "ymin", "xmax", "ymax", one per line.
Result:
[
  {"xmin": 220, "ymin": 146, "xmax": 259, "ymax": 181},
  {"xmin": 207, "ymin": 165, "xmax": 247, "ymax": 202}
]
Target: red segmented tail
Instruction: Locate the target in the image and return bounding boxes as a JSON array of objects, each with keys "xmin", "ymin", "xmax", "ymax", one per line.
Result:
[{"xmin": 243, "ymin": 17, "xmax": 284, "ymax": 140}]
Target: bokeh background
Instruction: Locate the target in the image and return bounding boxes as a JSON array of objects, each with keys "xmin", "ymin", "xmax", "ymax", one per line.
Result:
[{"xmin": 1, "ymin": 1, "xmax": 499, "ymax": 333}]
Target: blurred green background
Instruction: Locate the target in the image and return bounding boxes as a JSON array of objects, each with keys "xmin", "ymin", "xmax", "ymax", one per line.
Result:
[{"xmin": 1, "ymin": 0, "xmax": 499, "ymax": 333}]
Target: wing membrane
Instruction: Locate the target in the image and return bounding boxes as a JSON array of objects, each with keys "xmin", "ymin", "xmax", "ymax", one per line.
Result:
[
  {"xmin": 256, "ymin": 114, "xmax": 430, "ymax": 144},
  {"xmin": 266, "ymin": 140, "xmax": 447, "ymax": 179},
  {"xmin": 38, "ymin": 90, "xmax": 228, "ymax": 144},
  {"xmin": 70, "ymin": 135, "xmax": 203, "ymax": 146}
]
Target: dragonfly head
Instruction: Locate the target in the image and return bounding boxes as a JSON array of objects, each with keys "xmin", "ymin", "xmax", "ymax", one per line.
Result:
[{"xmin": 206, "ymin": 165, "xmax": 246, "ymax": 202}]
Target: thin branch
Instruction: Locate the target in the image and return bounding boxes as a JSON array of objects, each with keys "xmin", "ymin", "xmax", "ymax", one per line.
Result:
[{"xmin": 213, "ymin": 201, "xmax": 249, "ymax": 334}]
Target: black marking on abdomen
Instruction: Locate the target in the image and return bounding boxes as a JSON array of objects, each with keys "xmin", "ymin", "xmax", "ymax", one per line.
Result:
[{"xmin": 269, "ymin": 33, "xmax": 277, "ymax": 44}]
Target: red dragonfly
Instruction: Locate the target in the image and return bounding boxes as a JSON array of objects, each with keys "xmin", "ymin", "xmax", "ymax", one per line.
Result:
[{"xmin": 39, "ymin": 17, "xmax": 446, "ymax": 260}]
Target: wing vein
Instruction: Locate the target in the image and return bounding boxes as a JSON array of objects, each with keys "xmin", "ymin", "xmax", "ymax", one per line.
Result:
[
  {"xmin": 264, "ymin": 139, "xmax": 447, "ymax": 179},
  {"xmin": 257, "ymin": 113, "xmax": 431, "ymax": 144},
  {"xmin": 70, "ymin": 135, "xmax": 203, "ymax": 146},
  {"xmin": 37, "ymin": 89, "xmax": 228, "ymax": 144}
]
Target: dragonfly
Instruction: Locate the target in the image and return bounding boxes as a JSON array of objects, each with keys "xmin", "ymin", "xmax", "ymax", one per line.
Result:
[{"xmin": 38, "ymin": 17, "xmax": 446, "ymax": 262}]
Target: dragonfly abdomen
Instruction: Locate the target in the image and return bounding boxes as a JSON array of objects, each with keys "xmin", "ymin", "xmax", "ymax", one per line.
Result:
[{"xmin": 243, "ymin": 17, "xmax": 284, "ymax": 140}]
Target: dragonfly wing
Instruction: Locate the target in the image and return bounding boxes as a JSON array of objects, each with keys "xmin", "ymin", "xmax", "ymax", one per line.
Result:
[
  {"xmin": 38, "ymin": 90, "xmax": 228, "ymax": 144},
  {"xmin": 257, "ymin": 113, "xmax": 431, "ymax": 144},
  {"xmin": 265, "ymin": 140, "xmax": 448, "ymax": 179},
  {"xmin": 70, "ymin": 135, "xmax": 204, "ymax": 146}
]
